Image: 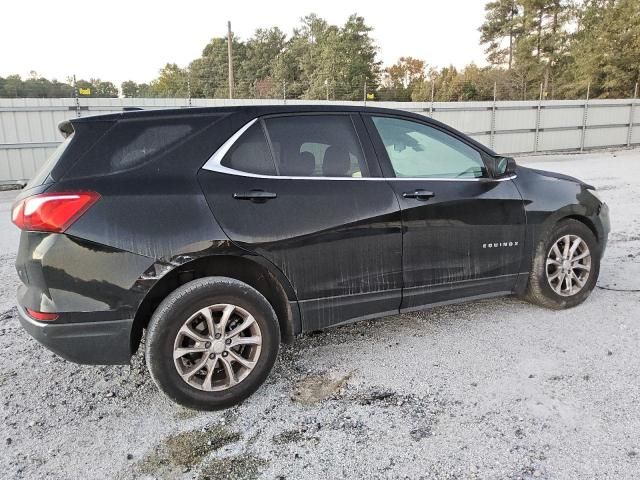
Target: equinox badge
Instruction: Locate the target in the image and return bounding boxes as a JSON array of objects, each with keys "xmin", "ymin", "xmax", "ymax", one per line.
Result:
[{"xmin": 483, "ymin": 242, "xmax": 519, "ymax": 248}]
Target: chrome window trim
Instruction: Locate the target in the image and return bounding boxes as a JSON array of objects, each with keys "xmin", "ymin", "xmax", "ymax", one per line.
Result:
[
  {"xmin": 202, "ymin": 118, "xmax": 263, "ymax": 177},
  {"xmin": 201, "ymin": 118, "xmax": 517, "ymax": 183}
]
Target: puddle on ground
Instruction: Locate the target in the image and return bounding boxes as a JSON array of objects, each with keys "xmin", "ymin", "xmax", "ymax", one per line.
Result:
[
  {"xmin": 291, "ymin": 372, "xmax": 351, "ymax": 405},
  {"xmin": 135, "ymin": 425, "xmax": 240, "ymax": 476}
]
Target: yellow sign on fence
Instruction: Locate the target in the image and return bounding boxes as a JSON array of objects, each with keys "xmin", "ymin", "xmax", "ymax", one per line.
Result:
[
  {"xmin": 366, "ymin": 93, "xmax": 375, "ymax": 100},
  {"xmin": 78, "ymin": 88, "xmax": 91, "ymax": 95}
]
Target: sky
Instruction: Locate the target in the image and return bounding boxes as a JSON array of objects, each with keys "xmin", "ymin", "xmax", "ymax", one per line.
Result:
[{"xmin": 1, "ymin": 0, "xmax": 488, "ymax": 86}]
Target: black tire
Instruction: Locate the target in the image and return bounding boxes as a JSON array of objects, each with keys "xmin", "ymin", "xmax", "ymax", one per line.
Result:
[
  {"xmin": 525, "ymin": 219, "xmax": 600, "ymax": 310},
  {"xmin": 145, "ymin": 276, "xmax": 280, "ymax": 410}
]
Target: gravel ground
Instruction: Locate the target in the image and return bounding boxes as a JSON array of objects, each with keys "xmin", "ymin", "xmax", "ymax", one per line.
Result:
[{"xmin": 1, "ymin": 148, "xmax": 639, "ymax": 480}]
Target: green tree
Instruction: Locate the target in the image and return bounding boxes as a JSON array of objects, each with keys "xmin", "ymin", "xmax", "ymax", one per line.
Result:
[
  {"xmin": 480, "ymin": 0, "xmax": 522, "ymax": 69},
  {"xmin": 284, "ymin": 14, "xmax": 333, "ymax": 99},
  {"xmin": 564, "ymin": 0, "xmax": 640, "ymax": 98},
  {"xmin": 338, "ymin": 14, "xmax": 381, "ymax": 100},
  {"xmin": 4, "ymin": 75, "xmax": 22, "ymax": 97},
  {"xmin": 379, "ymin": 57, "xmax": 426, "ymax": 101},
  {"xmin": 121, "ymin": 80, "xmax": 139, "ymax": 97},
  {"xmin": 137, "ymin": 83, "xmax": 153, "ymax": 97},
  {"xmin": 241, "ymin": 27, "xmax": 286, "ymax": 97},
  {"xmin": 93, "ymin": 79, "xmax": 118, "ymax": 97},
  {"xmin": 290, "ymin": 13, "xmax": 380, "ymax": 100},
  {"xmin": 73, "ymin": 78, "xmax": 118, "ymax": 98},
  {"xmin": 150, "ymin": 64, "xmax": 188, "ymax": 97},
  {"xmin": 512, "ymin": 0, "xmax": 573, "ymax": 98},
  {"xmin": 189, "ymin": 37, "xmax": 247, "ymax": 98}
]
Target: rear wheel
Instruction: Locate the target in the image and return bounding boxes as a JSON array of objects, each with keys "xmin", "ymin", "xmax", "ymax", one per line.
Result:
[
  {"xmin": 145, "ymin": 276, "xmax": 280, "ymax": 410},
  {"xmin": 525, "ymin": 219, "xmax": 600, "ymax": 310}
]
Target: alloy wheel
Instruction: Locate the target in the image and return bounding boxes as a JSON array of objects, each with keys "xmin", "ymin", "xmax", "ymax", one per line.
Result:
[
  {"xmin": 546, "ymin": 234, "xmax": 591, "ymax": 297},
  {"xmin": 173, "ymin": 304, "xmax": 262, "ymax": 391}
]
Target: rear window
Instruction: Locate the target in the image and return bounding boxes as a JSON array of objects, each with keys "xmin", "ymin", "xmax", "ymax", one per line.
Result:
[{"xmin": 26, "ymin": 134, "xmax": 75, "ymax": 188}]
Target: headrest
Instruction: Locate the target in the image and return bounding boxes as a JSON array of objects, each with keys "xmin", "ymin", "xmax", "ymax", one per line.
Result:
[
  {"xmin": 284, "ymin": 151, "xmax": 315, "ymax": 176},
  {"xmin": 322, "ymin": 145, "xmax": 350, "ymax": 177}
]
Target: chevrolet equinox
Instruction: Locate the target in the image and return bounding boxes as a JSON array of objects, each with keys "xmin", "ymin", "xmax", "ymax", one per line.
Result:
[{"xmin": 12, "ymin": 106, "xmax": 610, "ymax": 409}]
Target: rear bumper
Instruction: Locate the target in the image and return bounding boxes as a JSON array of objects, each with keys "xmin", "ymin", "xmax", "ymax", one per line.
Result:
[
  {"xmin": 14, "ymin": 231, "xmax": 156, "ymax": 364},
  {"xmin": 17, "ymin": 305, "xmax": 133, "ymax": 365}
]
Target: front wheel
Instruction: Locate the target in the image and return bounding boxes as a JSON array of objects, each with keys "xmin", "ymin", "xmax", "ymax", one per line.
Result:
[
  {"xmin": 145, "ymin": 277, "xmax": 280, "ymax": 410},
  {"xmin": 525, "ymin": 219, "xmax": 600, "ymax": 310}
]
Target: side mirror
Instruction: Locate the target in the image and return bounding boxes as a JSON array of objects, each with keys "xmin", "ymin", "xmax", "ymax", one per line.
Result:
[{"xmin": 495, "ymin": 156, "xmax": 517, "ymax": 177}]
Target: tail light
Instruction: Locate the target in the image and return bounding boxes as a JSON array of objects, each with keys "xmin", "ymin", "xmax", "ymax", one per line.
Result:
[
  {"xmin": 11, "ymin": 191, "xmax": 100, "ymax": 233},
  {"xmin": 26, "ymin": 308, "xmax": 58, "ymax": 321}
]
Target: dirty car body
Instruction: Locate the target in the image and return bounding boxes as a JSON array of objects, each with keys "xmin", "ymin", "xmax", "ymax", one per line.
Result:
[{"xmin": 12, "ymin": 105, "xmax": 609, "ymax": 408}]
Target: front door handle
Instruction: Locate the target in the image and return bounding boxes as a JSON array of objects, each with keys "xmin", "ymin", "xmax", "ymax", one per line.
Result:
[
  {"xmin": 402, "ymin": 189, "xmax": 435, "ymax": 201},
  {"xmin": 233, "ymin": 190, "xmax": 277, "ymax": 203}
]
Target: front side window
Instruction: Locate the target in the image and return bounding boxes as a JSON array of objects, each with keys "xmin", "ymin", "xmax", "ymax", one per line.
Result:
[
  {"xmin": 371, "ymin": 116, "xmax": 486, "ymax": 179},
  {"xmin": 221, "ymin": 123, "xmax": 276, "ymax": 175},
  {"xmin": 264, "ymin": 115, "xmax": 369, "ymax": 178}
]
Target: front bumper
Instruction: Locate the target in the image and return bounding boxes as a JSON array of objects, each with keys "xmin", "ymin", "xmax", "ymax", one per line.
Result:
[
  {"xmin": 17, "ymin": 305, "xmax": 133, "ymax": 365},
  {"xmin": 598, "ymin": 202, "xmax": 610, "ymax": 255}
]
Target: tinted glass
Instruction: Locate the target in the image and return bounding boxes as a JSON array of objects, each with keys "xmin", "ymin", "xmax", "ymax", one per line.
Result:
[
  {"xmin": 27, "ymin": 134, "xmax": 75, "ymax": 187},
  {"xmin": 66, "ymin": 116, "xmax": 216, "ymax": 178},
  {"xmin": 110, "ymin": 124, "xmax": 193, "ymax": 171},
  {"xmin": 372, "ymin": 116, "xmax": 486, "ymax": 178},
  {"xmin": 264, "ymin": 115, "xmax": 368, "ymax": 177},
  {"xmin": 221, "ymin": 123, "xmax": 276, "ymax": 175}
]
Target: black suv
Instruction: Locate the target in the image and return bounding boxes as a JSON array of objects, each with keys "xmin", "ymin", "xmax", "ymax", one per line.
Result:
[{"xmin": 12, "ymin": 106, "xmax": 609, "ymax": 409}]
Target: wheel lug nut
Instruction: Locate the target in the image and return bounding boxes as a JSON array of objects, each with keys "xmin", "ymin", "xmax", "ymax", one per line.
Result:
[
  {"xmin": 222, "ymin": 352, "xmax": 228, "ymax": 357},
  {"xmin": 205, "ymin": 342, "xmax": 211, "ymax": 348},
  {"xmin": 209, "ymin": 353, "xmax": 215, "ymax": 359},
  {"xmin": 215, "ymin": 333, "xmax": 222, "ymax": 340},
  {"xmin": 225, "ymin": 339, "xmax": 231, "ymax": 345}
]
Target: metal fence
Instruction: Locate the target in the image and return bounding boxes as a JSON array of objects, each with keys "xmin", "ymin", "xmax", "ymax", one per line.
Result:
[{"xmin": 1, "ymin": 97, "xmax": 639, "ymax": 182}]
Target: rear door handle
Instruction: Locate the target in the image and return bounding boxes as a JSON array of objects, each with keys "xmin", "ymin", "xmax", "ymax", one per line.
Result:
[
  {"xmin": 233, "ymin": 190, "xmax": 277, "ymax": 203},
  {"xmin": 402, "ymin": 189, "xmax": 435, "ymax": 200}
]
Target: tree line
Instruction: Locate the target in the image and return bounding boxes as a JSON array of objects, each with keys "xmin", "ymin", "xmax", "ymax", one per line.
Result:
[
  {"xmin": 1, "ymin": 1, "xmax": 638, "ymax": 101},
  {"xmin": 0, "ymin": 73, "xmax": 119, "ymax": 99}
]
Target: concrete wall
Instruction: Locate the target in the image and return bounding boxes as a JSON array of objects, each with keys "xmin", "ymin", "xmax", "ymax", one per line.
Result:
[{"xmin": 1, "ymin": 97, "xmax": 638, "ymax": 182}]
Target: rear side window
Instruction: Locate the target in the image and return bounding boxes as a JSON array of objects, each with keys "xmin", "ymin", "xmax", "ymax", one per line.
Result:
[
  {"xmin": 221, "ymin": 123, "xmax": 276, "ymax": 175},
  {"xmin": 65, "ymin": 116, "xmax": 217, "ymax": 178},
  {"xmin": 88, "ymin": 120, "xmax": 195, "ymax": 175},
  {"xmin": 109, "ymin": 124, "xmax": 192, "ymax": 171},
  {"xmin": 264, "ymin": 115, "xmax": 368, "ymax": 178}
]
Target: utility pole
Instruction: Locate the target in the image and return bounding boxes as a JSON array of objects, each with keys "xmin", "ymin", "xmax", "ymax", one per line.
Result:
[
  {"xmin": 73, "ymin": 74, "xmax": 80, "ymax": 118},
  {"xmin": 534, "ymin": 83, "xmax": 543, "ymax": 153},
  {"xmin": 363, "ymin": 78, "xmax": 367, "ymax": 105},
  {"xmin": 187, "ymin": 72, "xmax": 192, "ymax": 107},
  {"xmin": 580, "ymin": 81, "xmax": 590, "ymax": 152},
  {"xmin": 429, "ymin": 82, "xmax": 435, "ymax": 117},
  {"xmin": 627, "ymin": 82, "xmax": 638, "ymax": 147},
  {"xmin": 227, "ymin": 21, "xmax": 234, "ymax": 99},
  {"xmin": 490, "ymin": 82, "xmax": 497, "ymax": 149}
]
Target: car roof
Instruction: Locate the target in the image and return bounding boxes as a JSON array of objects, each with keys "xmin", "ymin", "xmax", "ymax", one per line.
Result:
[
  {"xmin": 69, "ymin": 104, "xmax": 498, "ymax": 156},
  {"xmin": 73, "ymin": 104, "xmax": 425, "ymax": 121}
]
